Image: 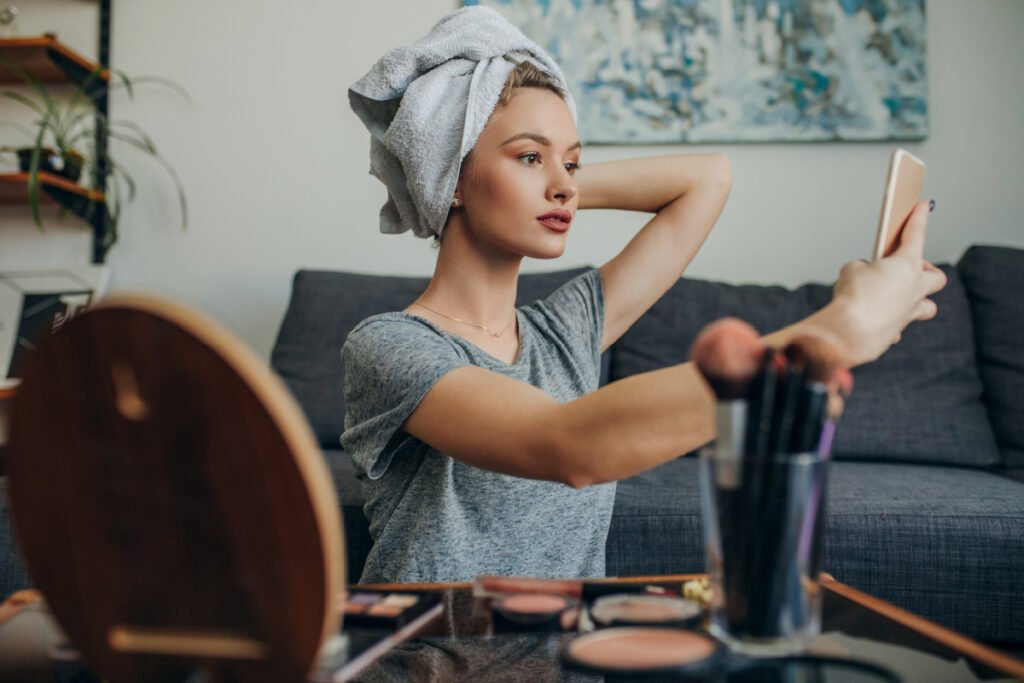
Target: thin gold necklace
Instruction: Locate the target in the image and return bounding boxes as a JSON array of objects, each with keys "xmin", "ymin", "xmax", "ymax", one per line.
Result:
[{"xmin": 411, "ymin": 302, "xmax": 516, "ymax": 339}]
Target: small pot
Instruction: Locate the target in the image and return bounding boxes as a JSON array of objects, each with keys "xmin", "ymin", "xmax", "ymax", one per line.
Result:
[{"xmin": 16, "ymin": 147, "xmax": 84, "ymax": 182}]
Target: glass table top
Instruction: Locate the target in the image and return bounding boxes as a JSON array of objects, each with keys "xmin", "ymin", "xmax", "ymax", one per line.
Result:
[{"xmin": 343, "ymin": 579, "xmax": 1023, "ymax": 683}]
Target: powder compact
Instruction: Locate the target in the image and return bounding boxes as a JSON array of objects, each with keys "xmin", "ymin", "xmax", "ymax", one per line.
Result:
[
  {"xmin": 590, "ymin": 593, "xmax": 703, "ymax": 629},
  {"xmin": 561, "ymin": 628, "xmax": 902, "ymax": 682},
  {"xmin": 561, "ymin": 627, "xmax": 720, "ymax": 679},
  {"xmin": 491, "ymin": 593, "xmax": 576, "ymax": 633}
]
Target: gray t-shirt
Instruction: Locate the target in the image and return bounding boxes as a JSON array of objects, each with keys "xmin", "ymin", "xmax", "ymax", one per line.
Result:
[{"xmin": 341, "ymin": 269, "xmax": 616, "ymax": 583}]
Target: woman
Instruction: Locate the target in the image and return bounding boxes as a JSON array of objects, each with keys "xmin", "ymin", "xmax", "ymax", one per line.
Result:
[{"xmin": 343, "ymin": 7, "xmax": 945, "ymax": 584}]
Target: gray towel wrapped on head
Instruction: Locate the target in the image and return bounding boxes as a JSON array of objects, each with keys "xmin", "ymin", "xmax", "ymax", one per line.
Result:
[{"xmin": 349, "ymin": 5, "xmax": 576, "ymax": 240}]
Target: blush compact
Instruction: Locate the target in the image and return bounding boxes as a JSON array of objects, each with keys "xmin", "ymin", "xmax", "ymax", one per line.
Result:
[
  {"xmin": 491, "ymin": 593, "xmax": 575, "ymax": 633},
  {"xmin": 590, "ymin": 593, "xmax": 703, "ymax": 629}
]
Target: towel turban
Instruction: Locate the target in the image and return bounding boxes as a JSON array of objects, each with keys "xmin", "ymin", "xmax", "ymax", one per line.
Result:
[{"xmin": 349, "ymin": 6, "xmax": 577, "ymax": 239}]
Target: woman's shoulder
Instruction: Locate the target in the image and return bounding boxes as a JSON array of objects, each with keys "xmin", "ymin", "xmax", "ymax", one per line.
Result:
[
  {"xmin": 518, "ymin": 268, "xmax": 603, "ymax": 327},
  {"xmin": 343, "ymin": 311, "xmax": 456, "ymax": 360},
  {"xmin": 348, "ymin": 311, "xmax": 440, "ymax": 342}
]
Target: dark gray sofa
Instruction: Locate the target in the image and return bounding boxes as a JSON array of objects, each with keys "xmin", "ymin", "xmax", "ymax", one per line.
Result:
[
  {"xmin": 0, "ymin": 245, "xmax": 1020, "ymax": 645},
  {"xmin": 268, "ymin": 244, "xmax": 1024, "ymax": 644}
]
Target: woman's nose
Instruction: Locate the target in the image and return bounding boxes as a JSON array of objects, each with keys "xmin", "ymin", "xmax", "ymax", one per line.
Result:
[{"xmin": 548, "ymin": 167, "xmax": 577, "ymax": 203}]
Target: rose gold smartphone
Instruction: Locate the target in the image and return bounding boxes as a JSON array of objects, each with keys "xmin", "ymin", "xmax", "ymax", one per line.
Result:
[{"xmin": 873, "ymin": 149, "xmax": 925, "ymax": 261}]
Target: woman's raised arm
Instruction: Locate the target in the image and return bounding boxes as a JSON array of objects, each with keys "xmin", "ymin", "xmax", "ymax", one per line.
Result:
[
  {"xmin": 403, "ymin": 200, "xmax": 945, "ymax": 488},
  {"xmin": 576, "ymin": 154, "xmax": 732, "ymax": 351},
  {"xmin": 759, "ymin": 201, "xmax": 946, "ymax": 365}
]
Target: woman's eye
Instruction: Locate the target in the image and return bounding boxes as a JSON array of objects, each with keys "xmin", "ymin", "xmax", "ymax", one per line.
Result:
[
  {"xmin": 565, "ymin": 162, "xmax": 581, "ymax": 175},
  {"xmin": 518, "ymin": 153, "xmax": 540, "ymax": 166}
]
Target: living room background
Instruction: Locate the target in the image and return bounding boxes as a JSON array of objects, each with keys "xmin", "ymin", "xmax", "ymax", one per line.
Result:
[{"xmin": 1, "ymin": 0, "xmax": 1021, "ymax": 359}]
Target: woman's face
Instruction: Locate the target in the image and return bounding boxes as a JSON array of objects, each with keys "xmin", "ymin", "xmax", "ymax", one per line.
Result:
[{"xmin": 454, "ymin": 87, "xmax": 581, "ymax": 260}]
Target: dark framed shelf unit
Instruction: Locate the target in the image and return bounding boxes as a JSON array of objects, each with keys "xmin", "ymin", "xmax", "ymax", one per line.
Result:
[{"xmin": 0, "ymin": 0, "xmax": 112, "ymax": 263}]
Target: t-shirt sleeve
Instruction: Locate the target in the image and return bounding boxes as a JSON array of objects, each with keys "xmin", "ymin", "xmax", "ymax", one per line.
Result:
[
  {"xmin": 340, "ymin": 318, "xmax": 467, "ymax": 480},
  {"xmin": 528, "ymin": 269, "xmax": 605, "ymax": 382}
]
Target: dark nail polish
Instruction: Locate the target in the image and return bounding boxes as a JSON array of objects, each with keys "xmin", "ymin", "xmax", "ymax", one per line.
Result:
[{"xmin": 929, "ymin": 199, "xmax": 936, "ymax": 212}]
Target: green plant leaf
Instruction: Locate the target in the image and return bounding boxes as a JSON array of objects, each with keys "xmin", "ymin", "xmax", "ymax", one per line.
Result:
[
  {"xmin": 76, "ymin": 68, "xmax": 108, "ymax": 104},
  {"xmin": 106, "ymin": 157, "xmax": 137, "ymax": 202},
  {"xmin": 27, "ymin": 126, "xmax": 46, "ymax": 230},
  {"xmin": 108, "ymin": 70, "xmax": 192, "ymax": 104},
  {"xmin": 0, "ymin": 121, "xmax": 36, "ymax": 141},
  {"xmin": 108, "ymin": 119, "xmax": 159, "ymax": 154},
  {"xmin": 153, "ymin": 153, "xmax": 189, "ymax": 231},
  {"xmin": 65, "ymin": 128, "xmax": 94, "ymax": 150},
  {"xmin": 2, "ymin": 57, "xmax": 192, "ymax": 253},
  {"xmin": 0, "ymin": 56, "xmax": 53, "ymax": 105},
  {"xmin": 107, "ymin": 129, "xmax": 158, "ymax": 156},
  {"xmin": 2, "ymin": 89, "xmax": 46, "ymax": 117}
]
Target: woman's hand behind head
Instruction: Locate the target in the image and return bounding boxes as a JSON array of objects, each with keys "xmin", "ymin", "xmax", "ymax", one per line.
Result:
[{"xmin": 828, "ymin": 201, "xmax": 947, "ymax": 366}]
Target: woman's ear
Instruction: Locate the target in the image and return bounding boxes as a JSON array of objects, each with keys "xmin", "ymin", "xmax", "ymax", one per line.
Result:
[
  {"xmin": 454, "ymin": 153, "xmax": 474, "ymax": 205},
  {"xmin": 451, "ymin": 173, "xmax": 466, "ymax": 207}
]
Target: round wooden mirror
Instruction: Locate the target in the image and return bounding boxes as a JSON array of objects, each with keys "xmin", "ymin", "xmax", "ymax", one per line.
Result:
[{"xmin": 6, "ymin": 295, "xmax": 345, "ymax": 682}]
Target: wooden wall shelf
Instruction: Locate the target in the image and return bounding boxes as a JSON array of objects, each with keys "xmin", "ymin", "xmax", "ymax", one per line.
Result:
[
  {"xmin": 0, "ymin": 35, "xmax": 106, "ymax": 87},
  {"xmin": 1, "ymin": 3, "xmax": 113, "ymax": 263},
  {"xmin": 0, "ymin": 172, "xmax": 104, "ymax": 206}
]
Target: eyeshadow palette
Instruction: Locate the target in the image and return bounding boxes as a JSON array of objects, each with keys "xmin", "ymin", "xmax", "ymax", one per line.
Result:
[
  {"xmin": 0, "ymin": 589, "xmax": 446, "ymax": 683},
  {"xmin": 341, "ymin": 589, "xmax": 442, "ymax": 630}
]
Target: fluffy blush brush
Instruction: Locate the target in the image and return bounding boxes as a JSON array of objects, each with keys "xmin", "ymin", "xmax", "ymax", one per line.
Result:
[
  {"xmin": 691, "ymin": 317, "xmax": 764, "ymax": 400},
  {"xmin": 691, "ymin": 318, "xmax": 764, "ymax": 487}
]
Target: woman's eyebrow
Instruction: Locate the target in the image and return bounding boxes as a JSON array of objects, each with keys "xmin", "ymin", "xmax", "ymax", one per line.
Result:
[{"xmin": 500, "ymin": 132, "xmax": 582, "ymax": 152}]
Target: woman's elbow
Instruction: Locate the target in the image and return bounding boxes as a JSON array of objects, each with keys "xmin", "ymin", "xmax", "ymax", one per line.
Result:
[
  {"xmin": 558, "ymin": 455, "xmax": 600, "ymax": 490},
  {"xmin": 535, "ymin": 413, "xmax": 601, "ymax": 489},
  {"xmin": 709, "ymin": 153, "xmax": 732, "ymax": 193}
]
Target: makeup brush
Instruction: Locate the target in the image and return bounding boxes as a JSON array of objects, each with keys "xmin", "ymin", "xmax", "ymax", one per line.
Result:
[
  {"xmin": 754, "ymin": 335, "xmax": 843, "ymax": 635},
  {"xmin": 690, "ymin": 318, "xmax": 763, "ymax": 489},
  {"xmin": 787, "ymin": 335, "xmax": 844, "ymax": 454},
  {"xmin": 691, "ymin": 318, "xmax": 764, "ymax": 630},
  {"xmin": 794, "ymin": 366, "xmax": 851, "ymax": 626},
  {"xmin": 741, "ymin": 347, "xmax": 784, "ymax": 538},
  {"xmin": 768, "ymin": 342, "xmax": 809, "ymax": 457},
  {"xmin": 690, "ymin": 317, "xmax": 763, "ymax": 400},
  {"xmin": 743, "ymin": 348, "xmax": 783, "ymax": 462},
  {"xmin": 754, "ymin": 341, "xmax": 810, "ymax": 635},
  {"xmin": 727, "ymin": 346, "xmax": 786, "ymax": 635},
  {"xmin": 830, "ymin": 367, "xmax": 854, "ymax": 404},
  {"xmin": 817, "ymin": 367, "xmax": 854, "ymax": 457}
]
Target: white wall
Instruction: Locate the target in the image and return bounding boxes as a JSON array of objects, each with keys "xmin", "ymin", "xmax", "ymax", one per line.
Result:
[{"xmin": 1, "ymin": 0, "xmax": 1022, "ymax": 359}]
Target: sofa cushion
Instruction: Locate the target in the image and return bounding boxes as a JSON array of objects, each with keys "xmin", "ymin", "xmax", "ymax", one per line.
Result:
[
  {"xmin": 0, "ymin": 478, "xmax": 31, "ymax": 599},
  {"xmin": 320, "ymin": 449, "xmax": 372, "ymax": 583},
  {"xmin": 823, "ymin": 462, "xmax": 1024, "ymax": 643},
  {"xmin": 271, "ymin": 267, "xmax": 600, "ymax": 447},
  {"xmin": 271, "ymin": 271, "xmax": 428, "ymax": 447},
  {"xmin": 957, "ymin": 245, "xmax": 1024, "ymax": 467},
  {"xmin": 607, "ymin": 457, "xmax": 1024, "ymax": 641},
  {"xmin": 608, "ymin": 266, "xmax": 1001, "ymax": 467}
]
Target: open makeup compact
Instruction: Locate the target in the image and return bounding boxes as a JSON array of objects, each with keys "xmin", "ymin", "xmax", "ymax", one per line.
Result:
[{"xmin": 473, "ymin": 576, "xmax": 902, "ymax": 682}]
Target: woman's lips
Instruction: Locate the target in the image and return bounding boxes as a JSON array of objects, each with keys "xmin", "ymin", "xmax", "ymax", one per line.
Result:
[{"xmin": 537, "ymin": 211, "xmax": 572, "ymax": 233}]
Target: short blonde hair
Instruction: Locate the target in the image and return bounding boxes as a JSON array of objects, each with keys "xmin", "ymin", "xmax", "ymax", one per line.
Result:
[{"xmin": 495, "ymin": 59, "xmax": 565, "ymax": 108}]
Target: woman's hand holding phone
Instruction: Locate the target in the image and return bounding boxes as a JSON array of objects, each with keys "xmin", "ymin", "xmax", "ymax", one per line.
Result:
[{"xmin": 825, "ymin": 200, "xmax": 947, "ymax": 366}]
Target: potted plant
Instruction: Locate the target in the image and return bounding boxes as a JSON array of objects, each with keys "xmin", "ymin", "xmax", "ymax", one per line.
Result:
[
  {"xmin": 1, "ymin": 63, "xmax": 189, "ymax": 257},
  {"xmin": 2, "ymin": 140, "xmax": 84, "ymax": 181}
]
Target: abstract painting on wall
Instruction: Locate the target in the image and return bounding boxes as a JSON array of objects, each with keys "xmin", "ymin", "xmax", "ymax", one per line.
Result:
[{"xmin": 464, "ymin": 0, "xmax": 928, "ymax": 143}]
